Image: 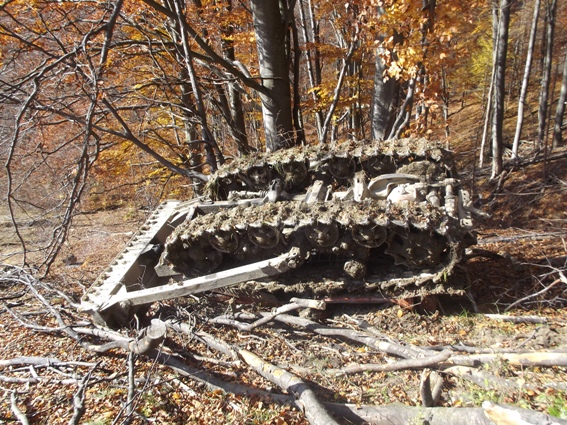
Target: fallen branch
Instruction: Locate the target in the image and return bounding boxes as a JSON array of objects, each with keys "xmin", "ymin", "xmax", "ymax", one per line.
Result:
[
  {"xmin": 271, "ymin": 313, "xmax": 423, "ymax": 359},
  {"xmin": 210, "ymin": 298, "xmax": 326, "ymax": 331},
  {"xmin": 125, "ymin": 352, "xmax": 136, "ymax": 424},
  {"xmin": 443, "ymin": 365, "xmax": 538, "ymax": 392},
  {"xmin": 238, "ymin": 349, "xmax": 339, "ymax": 425},
  {"xmin": 423, "ymin": 343, "xmax": 567, "ymax": 355},
  {"xmin": 0, "ymin": 356, "xmax": 96, "ymax": 369},
  {"xmin": 129, "ymin": 346, "xmax": 567, "ymax": 425},
  {"xmin": 10, "ymin": 392, "xmax": 29, "ymax": 425},
  {"xmin": 506, "ymin": 274, "xmax": 565, "ymax": 312},
  {"xmin": 85, "ymin": 319, "xmax": 167, "ymax": 354},
  {"xmin": 329, "ymin": 350, "xmax": 452, "ymax": 375},
  {"xmin": 484, "ymin": 313, "xmax": 548, "ymax": 324},
  {"xmin": 420, "ymin": 369, "xmax": 444, "ymax": 407},
  {"xmin": 446, "ymin": 351, "xmax": 567, "ymax": 367},
  {"xmin": 324, "ymin": 402, "xmax": 567, "ymax": 425},
  {"xmin": 483, "ymin": 401, "xmax": 567, "ymax": 425},
  {"xmin": 477, "ymin": 231, "xmax": 567, "ymax": 245},
  {"xmin": 166, "ymin": 321, "xmax": 240, "ymax": 361},
  {"xmin": 68, "ymin": 363, "xmax": 98, "ymax": 425}
]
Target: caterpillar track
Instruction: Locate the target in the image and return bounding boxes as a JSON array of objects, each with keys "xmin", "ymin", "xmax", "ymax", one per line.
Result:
[
  {"xmin": 205, "ymin": 138, "xmax": 455, "ymax": 200},
  {"xmin": 162, "ymin": 178, "xmax": 473, "ymax": 298},
  {"xmin": 81, "ymin": 139, "xmax": 480, "ymax": 327}
]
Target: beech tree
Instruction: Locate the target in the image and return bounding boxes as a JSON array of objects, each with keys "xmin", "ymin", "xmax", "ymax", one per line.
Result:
[
  {"xmin": 536, "ymin": 0, "xmax": 558, "ymax": 149},
  {"xmin": 511, "ymin": 0, "xmax": 540, "ymax": 159},
  {"xmin": 552, "ymin": 48, "xmax": 567, "ymax": 148},
  {"xmin": 3, "ymin": 0, "xmax": 564, "ymax": 268},
  {"xmin": 249, "ymin": 0, "xmax": 295, "ymax": 151},
  {"xmin": 490, "ymin": 0, "xmax": 511, "ymax": 179}
]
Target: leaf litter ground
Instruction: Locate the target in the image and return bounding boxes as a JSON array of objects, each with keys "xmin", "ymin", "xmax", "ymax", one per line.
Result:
[{"xmin": 0, "ymin": 156, "xmax": 566, "ymax": 424}]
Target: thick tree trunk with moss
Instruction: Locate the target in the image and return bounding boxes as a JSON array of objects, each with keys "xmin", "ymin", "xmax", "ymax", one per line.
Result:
[{"xmin": 249, "ymin": 0, "xmax": 295, "ymax": 152}]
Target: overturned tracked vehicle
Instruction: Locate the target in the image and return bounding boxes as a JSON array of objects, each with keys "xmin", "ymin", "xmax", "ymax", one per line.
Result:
[{"xmin": 81, "ymin": 139, "xmax": 479, "ymax": 327}]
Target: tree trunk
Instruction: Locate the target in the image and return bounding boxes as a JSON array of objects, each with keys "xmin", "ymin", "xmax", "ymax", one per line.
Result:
[
  {"xmin": 220, "ymin": 0, "xmax": 250, "ymax": 155},
  {"xmin": 298, "ymin": 0, "xmax": 323, "ymax": 140},
  {"xmin": 512, "ymin": 0, "xmax": 541, "ymax": 159},
  {"xmin": 536, "ymin": 0, "xmax": 557, "ymax": 148},
  {"xmin": 320, "ymin": 42, "xmax": 357, "ymax": 144},
  {"xmin": 388, "ymin": 77, "xmax": 416, "ymax": 140},
  {"xmin": 490, "ymin": 0, "xmax": 511, "ymax": 179},
  {"xmin": 172, "ymin": 0, "xmax": 222, "ymax": 170},
  {"xmin": 249, "ymin": 0, "xmax": 295, "ymax": 152},
  {"xmin": 371, "ymin": 46, "xmax": 397, "ymax": 140},
  {"xmin": 552, "ymin": 48, "xmax": 567, "ymax": 148}
]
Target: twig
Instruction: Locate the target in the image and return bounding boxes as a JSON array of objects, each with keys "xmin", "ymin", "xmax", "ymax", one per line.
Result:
[
  {"xmin": 210, "ymin": 298, "xmax": 326, "ymax": 331},
  {"xmin": 0, "ymin": 356, "xmax": 96, "ymax": 369},
  {"xmin": 68, "ymin": 363, "xmax": 98, "ymax": 425},
  {"xmin": 505, "ymin": 277, "xmax": 564, "ymax": 311},
  {"xmin": 271, "ymin": 314, "xmax": 424, "ymax": 359},
  {"xmin": 124, "ymin": 352, "xmax": 136, "ymax": 425}
]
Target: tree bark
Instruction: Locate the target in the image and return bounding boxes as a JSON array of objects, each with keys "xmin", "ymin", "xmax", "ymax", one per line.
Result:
[
  {"xmin": 537, "ymin": 0, "xmax": 557, "ymax": 148},
  {"xmin": 249, "ymin": 0, "xmax": 295, "ymax": 152},
  {"xmin": 172, "ymin": 0, "xmax": 222, "ymax": 171},
  {"xmin": 371, "ymin": 3, "xmax": 397, "ymax": 141},
  {"xmin": 239, "ymin": 349, "xmax": 339, "ymax": 425},
  {"xmin": 490, "ymin": 0, "xmax": 511, "ymax": 179},
  {"xmin": 552, "ymin": 47, "xmax": 567, "ymax": 148},
  {"xmin": 512, "ymin": 0, "xmax": 541, "ymax": 159},
  {"xmin": 371, "ymin": 46, "xmax": 397, "ymax": 140},
  {"xmin": 298, "ymin": 0, "xmax": 324, "ymax": 140},
  {"xmin": 220, "ymin": 0, "xmax": 250, "ymax": 154}
]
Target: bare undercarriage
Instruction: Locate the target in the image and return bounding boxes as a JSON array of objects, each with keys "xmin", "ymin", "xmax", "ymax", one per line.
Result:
[{"xmin": 81, "ymin": 139, "xmax": 482, "ymax": 327}]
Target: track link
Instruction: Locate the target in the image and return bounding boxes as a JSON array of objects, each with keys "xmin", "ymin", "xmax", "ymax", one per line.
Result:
[
  {"xmin": 161, "ymin": 198, "xmax": 470, "ymax": 295},
  {"xmin": 205, "ymin": 138, "xmax": 456, "ymax": 200}
]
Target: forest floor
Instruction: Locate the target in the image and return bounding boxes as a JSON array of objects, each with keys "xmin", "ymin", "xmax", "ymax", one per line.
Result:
[{"xmin": 0, "ymin": 107, "xmax": 566, "ymax": 423}]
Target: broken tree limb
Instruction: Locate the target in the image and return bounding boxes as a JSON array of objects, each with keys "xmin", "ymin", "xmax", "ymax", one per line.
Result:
[
  {"xmin": 420, "ymin": 369, "xmax": 434, "ymax": 407},
  {"xmin": 86, "ymin": 319, "xmax": 167, "ymax": 354},
  {"xmin": 134, "ymin": 346, "xmax": 567, "ymax": 425},
  {"xmin": 238, "ymin": 349, "xmax": 339, "ymax": 425},
  {"xmin": 210, "ymin": 298, "xmax": 327, "ymax": 331},
  {"xmin": 423, "ymin": 343, "xmax": 567, "ymax": 355},
  {"xmin": 420, "ymin": 370, "xmax": 444, "ymax": 407},
  {"xmin": 68, "ymin": 363, "xmax": 98, "ymax": 425},
  {"xmin": 10, "ymin": 392, "xmax": 29, "ymax": 425},
  {"xmin": 446, "ymin": 351, "xmax": 567, "ymax": 367},
  {"xmin": 149, "ymin": 349, "xmax": 294, "ymax": 404},
  {"xmin": 329, "ymin": 350, "xmax": 452, "ymax": 375},
  {"xmin": 271, "ymin": 313, "xmax": 423, "ymax": 359},
  {"xmin": 443, "ymin": 365, "xmax": 539, "ymax": 392},
  {"xmin": 484, "ymin": 313, "xmax": 548, "ymax": 324},
  {"xmin": 324, "ymin": 402, "xmax": 567, "ymax": 425},
  {"xmin": 0, "ymin": 356, "xmax": 96, "ymax": 369},
  {"xmin": 194, "ymin": 331, "xmax": 240, "ymax": 361},
  {"xmin": 482, "ymin": 401, "xmax": 567, "ymax": 425}
]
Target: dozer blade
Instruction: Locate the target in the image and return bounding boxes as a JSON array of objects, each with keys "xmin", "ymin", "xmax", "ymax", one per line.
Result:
[
  {"xmin": 84, "ymin": 248, "xmax": 304, "ymax": 327},
  {"xmin": 80, "ymin": 200, "xmax": 195, "ymax": 326}
]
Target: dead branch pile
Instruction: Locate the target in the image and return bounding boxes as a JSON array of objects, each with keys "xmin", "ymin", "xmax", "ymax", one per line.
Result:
[{"xmin": 1, "ymin": 265, "xmax": 566, "ymax": 425}]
